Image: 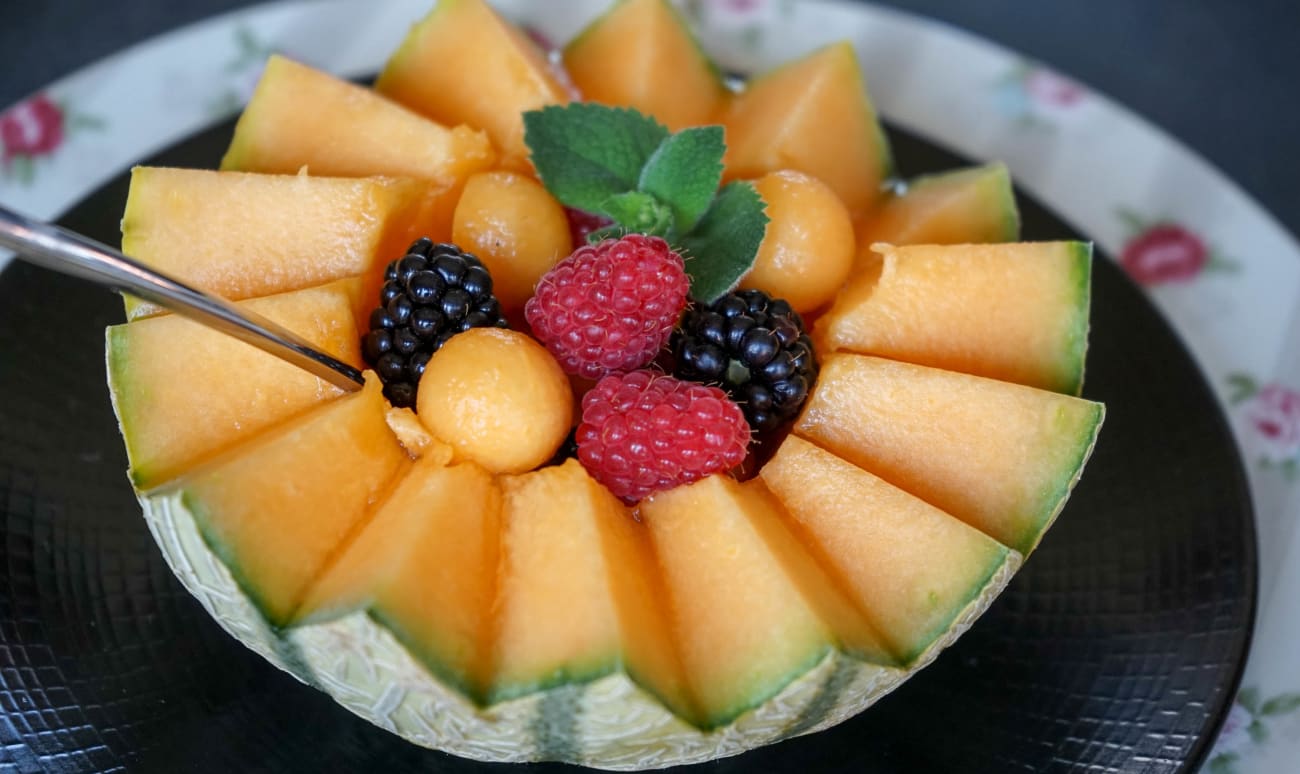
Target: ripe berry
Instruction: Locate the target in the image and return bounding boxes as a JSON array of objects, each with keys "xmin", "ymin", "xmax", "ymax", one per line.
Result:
[
  {"xmin": 362, "ymin": 238, "xmax": 508, "ymax": 408},
  {"xmin": 525, "ymin": 234, "xmax": 690, "ymax": 379},
  {"xmin": 564, "ymin": 207, "xmax": 612, "ymax": 247},
  {"xmin": 671, "ymin": 288, "xmax": 817, "ymax": 433},
  {"xmin": 576, "ymin": 370, "xmax": 750, "ymax": 503}
]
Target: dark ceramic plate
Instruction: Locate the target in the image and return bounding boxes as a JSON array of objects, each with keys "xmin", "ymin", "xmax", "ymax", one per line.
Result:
[{"xmin": 0, "ymin": 117, "xmax": 1255, "ymax": 773}]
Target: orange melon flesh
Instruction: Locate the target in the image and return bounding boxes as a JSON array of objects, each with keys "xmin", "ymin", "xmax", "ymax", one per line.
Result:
[
  {"xmin": 563, "ymin": 0, "xmax": 727, "ymax": 131},
  {"xmin": 295, "ymin": 460, "xmax": 501, "ymax": 700},
  {"xmin": 120, "ymin": 167, "xmax": 445, "ymax": 321},
  {"xmin": 178, "ymin": 374, "xmax": 409, "ymax": 626},
  {"xmin": 220, "ymin": 56, "xmax": 496, "ymax": 190},
  {"xmin": 722, "ymin": 42, "xmax": 891, "ymax": 220},
  {"xmin": 376, "ymin": 0, "xmax": 570, "ymax": 173},
  {"xmin": 760, "ymin": 435, "xmax": 1012, "ymax": 664},
  {"xmin": 795, "ymin": 353, "xmax": 1104, "ymax": 555},
  {"xmin": 492, "ymin": 460, "xmax": 691, "ymax": 716},
  {"xmin": 640, "ymin": 475, "xmax": 891, "ymax": 729},
  {"xmin": 819, "ymin": 241, "xmax": 1092, "ymax": 395},
  {"xmin": 855, "ymin": 163, "xmax": 1019, "ymax": 256},
  {"xmin": 107, "ymin": 281, "xmax": 361, "ymax": 490}
]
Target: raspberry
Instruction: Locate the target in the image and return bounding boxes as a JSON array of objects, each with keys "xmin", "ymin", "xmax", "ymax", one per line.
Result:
[
  {"xmin": 525, "ymin": 234, "xmax": 690, "ymax": 379},
  {"xmin": 576, "ymin": 371, "xmax": 750, "ymax": 502}
]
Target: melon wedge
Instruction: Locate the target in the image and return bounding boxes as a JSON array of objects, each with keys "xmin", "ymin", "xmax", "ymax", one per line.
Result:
[
  {"xmin": 795, "ymin": 353, "xmax": 1104, "ymax": 555},
  {"xmin": 175, "ymin": 374, "xmax": 408, "ymax": 626},
  {"xmin": 492, "ymin": 460, "xmax": 692, "ymax": 718},
  {"xmin": 640, "ymin": 475, "xmax": 895, "ymax": 728},
  {"xmin": 761, "ymin": 435, "xmax": 1016, "ymax": 664},
  {"xmin": 295, "ymin": 460, "xmax": 501, "ymax": 699},
  {"xmin": 818, "ymin": 241, "xmax": 1092, "ymax": 394},
  {"xmin": 107, "ymin": 280, "xmax": 361, "ymax": 490},
  {"xmin": 723, "ymin": 42, "xmax": 891, "ymax": 219},
  {"xmin": 563, "ymin": 0, "xmax": 727, "ymax": 131},
  {"xmin": 221, "ymin": 55, "xmax": 496, "ymax": 191},
  {"xmin": 855, "ymin": 163, "xmax": 1019, "ymax": 255},
  {"xmin": 120, "ymin": 167, "xmax": 444, "ymax": 321},
  {"xmin": 376, "ymin": 0, "xmax": 570, "ymax": 172}
]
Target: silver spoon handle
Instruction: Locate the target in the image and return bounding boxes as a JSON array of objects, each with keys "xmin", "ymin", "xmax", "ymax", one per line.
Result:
[{"xmin": 0, "ymin": 204, "xmax": 364, "ymax": 392}]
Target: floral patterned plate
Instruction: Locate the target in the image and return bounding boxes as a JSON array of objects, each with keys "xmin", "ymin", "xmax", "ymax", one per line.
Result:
[{"xmin": 1, "ymin": 1, "xmax": 1295, "ymax": 772}]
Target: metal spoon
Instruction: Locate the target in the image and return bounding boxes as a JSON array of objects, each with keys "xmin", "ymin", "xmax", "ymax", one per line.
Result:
[{"xmin": 0, "ymin": 204, "xmax": 364, "ymax": 392}]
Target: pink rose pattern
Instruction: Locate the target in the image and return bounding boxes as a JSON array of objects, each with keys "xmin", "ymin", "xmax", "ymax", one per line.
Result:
[
  {"xmin": 1, "ymin": 95, "xmax": 64, "ymax": 161},
  {"xmin": 1023, "ymin": 68, "xmax": 1085, "ymax": 107},
  {"xmin": 993, "ymin": 63, "xmax": 1087, "ymax": 128},
  {"xmin": 680, "ymin": 0, "xmax": 792, "ymax": 51},
  {"xmin": 1208, "ymin": 687, "xmax": 1300, "ymax": 773},
  {"xmin": 0, "ymin": 93, "xmax": 102, "ymax": 184},
  {"xmin": 1228, "ymin": 374, "xmax": 1300, "ymax": 479},
  {"xmin": 1116, "ymin": 208, "xmax": 1239, "ymax": 286}
]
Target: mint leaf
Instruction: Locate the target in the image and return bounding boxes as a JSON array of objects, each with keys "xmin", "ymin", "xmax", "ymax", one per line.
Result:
[
  {"xmin": 523, "ymin": 104, "xmax": 668, "ymax": 215},
  {"xmin": 524, "ymin": 105, "xmax": 768, "ymax": 300},
  {"xmin": 638, "ymin": 126, "xmax": 725, "ymax": 235},
  {"xmin": 601, "ymin": 191, "xmax": 675, "ymax": 236},
  {"xmin": 679, "ymin": 181, "xmax": 769, "ymax": 303}
]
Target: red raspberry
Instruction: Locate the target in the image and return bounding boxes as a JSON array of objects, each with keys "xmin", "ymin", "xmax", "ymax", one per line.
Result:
[
  {"xmin": 525, "ymin": 234, "xmax": 690, "ymax": 379},
  {"xmin": 576, "ymin": 371, "xmax": 750, "ymax": 502}
]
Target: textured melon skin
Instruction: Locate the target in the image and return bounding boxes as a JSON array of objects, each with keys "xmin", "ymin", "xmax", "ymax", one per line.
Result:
[{"xmin": 140, "ymin": 490, "xmax": 1020, "ymax": 769}]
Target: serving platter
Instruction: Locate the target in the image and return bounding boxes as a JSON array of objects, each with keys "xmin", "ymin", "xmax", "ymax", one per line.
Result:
[{"xmin": 2, "ymin": 1, "xmax": 1286, "ymax": 771}]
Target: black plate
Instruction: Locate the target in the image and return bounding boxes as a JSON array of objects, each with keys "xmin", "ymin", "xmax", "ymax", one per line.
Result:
[{"xmin": 0, "ymin": 116, "xmax": 1255, "ymax": 773}]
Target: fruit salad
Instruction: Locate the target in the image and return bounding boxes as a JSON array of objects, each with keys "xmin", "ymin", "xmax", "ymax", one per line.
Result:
[{"xmin": 104, "ymin": 0, "xmax": 1104, "ymax": 768}]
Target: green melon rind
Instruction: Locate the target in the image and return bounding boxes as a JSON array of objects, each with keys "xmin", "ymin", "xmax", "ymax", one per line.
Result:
[
  {"xmin": 1017, "ymin": 400, "xmax": 1106, "ymax": 556},
  {"xmin": 984, "ymin": 163, "xmax": 1022, "ymax": 241},
  {"xmin": 896, "ymin": 543, "xmax": 1013, "ymax": 666},
  {"xmin": 144, "ymin": 492, "xmax": 300, "ymax": 671},
  {"xmin": 118, "ymin": 169, "xmax": 154, "ymax": 321},
  {"xmin": 699, "ymin": 642, "xmax": 835, "ymax": 731},
  {"xmin": 180, "ymin": 489, "xmax": 294, "ymax": 628},
  {"xmin": 1058, "ymin": 241, "xmax": 1094, "ymax": 396},
  {"xmin": 104, "ymin": 327, "xmax": 155, "ymax": 489},
  {"xmin": 365, "ymin": 607, "xmax": 487, "ymax": 704},
  {"xmin": 785, "ymin": 550, "xmax": 1022, "ymax": 743},
  {"xmin": 489, "ymin": 653, "xmax": 625, "ymax": 705},
  {"xmin": 138, "ymin": 488, "xmax": 1023, "ymax": 769}
]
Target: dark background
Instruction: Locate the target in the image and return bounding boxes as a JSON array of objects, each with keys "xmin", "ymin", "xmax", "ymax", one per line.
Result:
[{"xmin": 1, "ymin": 0, "xmax": 1299, "ymax": 242}]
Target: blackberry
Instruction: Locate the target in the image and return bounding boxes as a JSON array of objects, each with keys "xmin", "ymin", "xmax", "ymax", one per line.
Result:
[
  {"xmin": 362, "ymin": 238, "xmax": 508, "ymax": 408},
  {"xmin": 671, "ymin": 289, "xmax": 817, "ymax": 433}
]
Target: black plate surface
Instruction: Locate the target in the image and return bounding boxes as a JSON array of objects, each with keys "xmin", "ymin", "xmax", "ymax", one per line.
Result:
[{"xmin": 0, "ymin": 118, "xmax": 1255, "ymax": 773}]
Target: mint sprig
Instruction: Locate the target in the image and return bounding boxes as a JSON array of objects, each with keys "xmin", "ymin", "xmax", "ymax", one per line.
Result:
[
  {"xmin": 524, "ymin": 104, "xmax": 767, "ymax": 303},
  {"xmin": 522, "ymin": 104, "xmax": 668, "ymax": 215},
  {"xmin": 679, "ymin": 182, "xmax": 769, "ymax": 303},
  {"xmin": 638, "ymin": 125, "xmax": 724, "ymax": 236}
]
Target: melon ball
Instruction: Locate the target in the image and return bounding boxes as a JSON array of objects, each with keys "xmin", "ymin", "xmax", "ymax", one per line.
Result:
[
  {"xmin": 452, "ymin": 170, "xmax": 573, "ymax": 312},
  {"xmin": 739, "ymin": 169, "xmax": 855, "ymax": 313},
  {"xmin": 416, "ymin": 328, "xmax": 572, "ymax": 473}
]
